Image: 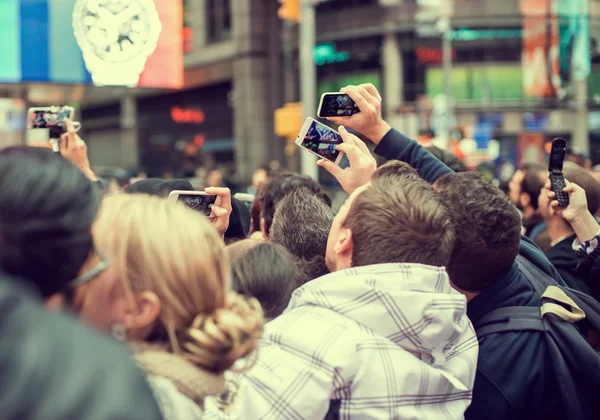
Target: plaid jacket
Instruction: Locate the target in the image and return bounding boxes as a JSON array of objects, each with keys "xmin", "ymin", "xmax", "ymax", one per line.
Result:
[{"xmin": 204, "ymin": 263, "xmax": 478, "ymax": 419}]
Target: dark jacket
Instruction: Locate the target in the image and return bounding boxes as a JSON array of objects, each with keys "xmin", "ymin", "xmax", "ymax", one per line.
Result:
[
  {"xmin": 546, "ymin": 235, "xmax": 593, "ymax": 297},
  {"xmin": 0, "ymin": 273, "xmax": 163, "ymax": 420},
  {"xmin": 374, "ymin": 129, "xmax": 566, "ymax": 420},
  {"xmin": 577, "ymin": 246, "xmax": 600, "ymax": 300}
]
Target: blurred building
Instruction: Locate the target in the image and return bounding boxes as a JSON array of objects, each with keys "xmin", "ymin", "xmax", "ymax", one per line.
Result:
[
  {"xmin": 2, "ymin": 0, "xmax": 600, "ymax": 178},
  {"xmin": 312, "ymin": 0, "xmax": 600, "ymax": 166}
]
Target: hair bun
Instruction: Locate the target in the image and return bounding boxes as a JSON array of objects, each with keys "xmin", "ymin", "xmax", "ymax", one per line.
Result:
[{"xmin": 181, "ymin": 293, "xmax": 264, "ymax": 373}]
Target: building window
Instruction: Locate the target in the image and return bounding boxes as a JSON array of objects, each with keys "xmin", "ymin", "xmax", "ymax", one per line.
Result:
[{"xmin": 207, "ymin": 0, "xmax": 231, "ymax": 43}]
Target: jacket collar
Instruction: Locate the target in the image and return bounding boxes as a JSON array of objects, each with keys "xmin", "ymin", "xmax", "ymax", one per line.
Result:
[{"xmin": 466, "ymin": 262, "xmax": 521, "ymax": 324}]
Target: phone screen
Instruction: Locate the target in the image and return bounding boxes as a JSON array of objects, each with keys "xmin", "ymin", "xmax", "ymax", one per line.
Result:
[
  {"xmin": 300, "ymin": 120, "xmax": 343, "ymax": 162},
  {"xmin": 178, "ymin": 194, "xmax": 217, "ymax": 216},
  {"xmin": 28, "ymin": 108, "xmax": 73, "ymax": 129},
  {"xmin": 550, "ymin": 143, "xmax": 566, "ymax": 171},
  {"xmin": 320, "ymin": 94, "xmax": 360, "ymax": 117}
]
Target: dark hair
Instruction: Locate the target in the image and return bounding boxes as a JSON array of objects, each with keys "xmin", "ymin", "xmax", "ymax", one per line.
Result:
[
  {"xmin": 0, "ymin": 147, "xmax": 100, "ymax": 297},
  {"xmin": 564, "ymin": 167, "xmax": 600, "ymax": 215},
  {"xmin": 521, "ymin": 163, "xmax": 546, "ymax": 210},
  {"xmin": 426, "ymin": 145, "xmax": 468, "ymax": 173},
  {"xmin": 229, "ymin": 242, "xmax": 304, "ymax": 320},
  {"xmin": 124, "ymin": 178, "xmax": 194, "ymax": 197},
  {"xmin": 344, "ymin": 171, "xmax": 455, "ymax": 268},
  {"xmin": 435, "ymin": 172, "xmax": 522, "ymax": 292},
  {"xmin": 270, "ymin": 188, "xmax": 336, "ymax": 279},
  {"xmin": 260, "ymin": 173, "xmax": 331, "ymax": 234}
]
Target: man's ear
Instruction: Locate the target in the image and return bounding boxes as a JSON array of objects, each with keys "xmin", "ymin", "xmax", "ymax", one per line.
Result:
[
  {"xmin": 334, "ymin": 227, "xmax": 354, "ymax": 256},
  {"xmin": 260, "ymin": 218, "xmax": 270, "ymax": 241},
  {"xmin": 124, "ymin": 291, "xmax": 161, "ymax": 339},
  {"xmin": 519, "ymin": 193, "xmax": 531, "ymax": 210}
]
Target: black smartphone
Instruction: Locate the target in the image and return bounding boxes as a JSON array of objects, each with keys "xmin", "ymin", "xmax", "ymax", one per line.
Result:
[
  {"xmin": 317, "ymin": 93, "xmax": 360, "ymax": 118},
  {"xmin": 548, "ymin": 138, "xmax": 569, "ymax": 207}
]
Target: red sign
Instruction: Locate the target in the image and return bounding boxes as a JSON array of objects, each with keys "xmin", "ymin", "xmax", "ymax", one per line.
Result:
[
  {"xmin": 171, "ymin": 107, "xmax": 206, "ymax": 124},
  {"xmin": 416, "ymin": 47, "xmax": 456, "ymax": 64},
  {"xmin": 138, "ymin": 0, "xmax": 184, "ymax": 89},
  {"xmin": 520, "ymin": 0, "xmax": 560, "ymax": 97}
]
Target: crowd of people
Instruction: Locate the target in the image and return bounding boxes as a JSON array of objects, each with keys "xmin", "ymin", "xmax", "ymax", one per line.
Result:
[{"xmin": 1, "ymin": 84, "xmax": 599, "ymax": 420}]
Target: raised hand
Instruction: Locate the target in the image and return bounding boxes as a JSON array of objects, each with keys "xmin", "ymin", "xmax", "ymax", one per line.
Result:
[
  {"xmin": 60, "ymin": 120, "xmax": 97, "ymax": 182},
  {"xmin": 316, "ymin": 125, "xmax": 377, "ymax": 194},
  {"xmin": 204, "ymin": 187, "xmax": 232, "ymax": 237},
  {"xmin": 327, "ymin": 84, "xmax": 391, "ymax": 145}
]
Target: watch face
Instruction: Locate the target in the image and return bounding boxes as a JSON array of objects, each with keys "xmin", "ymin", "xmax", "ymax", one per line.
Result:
[{"xmin": 76, "ymin": 0, "xmax": 154, "ymax": 63}]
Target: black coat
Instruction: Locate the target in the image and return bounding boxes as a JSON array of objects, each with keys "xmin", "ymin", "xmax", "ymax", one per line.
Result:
[
  {"xmin": 546, "ymin": 235, "xmax": 594, "ymax": 298},
  {"xmin": 0, "ymin": 273, "xmax": 163, "ymax": 420}
]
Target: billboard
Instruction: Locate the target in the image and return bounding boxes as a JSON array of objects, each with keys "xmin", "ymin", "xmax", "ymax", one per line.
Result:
[
  {"xmin": 520, "ymin": 0, "xmax": 561, "ymax": 98},
  {"xmin": 0, "ymin": 0, "xmax": 183, "ymax": 88}
]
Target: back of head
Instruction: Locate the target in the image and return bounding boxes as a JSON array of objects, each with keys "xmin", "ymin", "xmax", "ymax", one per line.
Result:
[
  {"xmin": 564, "ymin": 167, "xmax": 600, "ymax": 214},
  {"xmin": 435, "ymin": 172, "xmax": 522, "ymax": 292},
  {"xmin": 94, "ymin": 194, "xmax": 263, "ymax": 373},
  {"xmin": 372, "ymin": 160, "xmax": 421, "ymax": 181},
  {"xmin": 270, "ymin": 188, "xmax": 335, "ymax": 280},
  {"xmin": 229, "ymin": 241, "xmax": 303, "ymax": 320},
  {"xmin": 0, "ymin": 147, "xmax": 100, "ymax": 297},
  {"xmin": 124, "ymin": 178, "xmax": 194, "ymax": 198},
  {"xmin": 521, "ymin": 163, "xmax": 546, "ymax": 210},
  {"xmin": 260, "ymin": 173, "xmax": 331, "ymax": 234},
  {"xmin": 344, "ymin": 168, "xmax": 455, "ymax": 267},
  {"xmin": 270, "ymin": 188, "xmax": 336, "ymax": 262}
]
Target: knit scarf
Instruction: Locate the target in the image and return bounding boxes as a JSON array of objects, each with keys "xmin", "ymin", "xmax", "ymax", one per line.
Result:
[{"xmin": 131, "ymin": 341, "xmax": 226, "ymax": 407}]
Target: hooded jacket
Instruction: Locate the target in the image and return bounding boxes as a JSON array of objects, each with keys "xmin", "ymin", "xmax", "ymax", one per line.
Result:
[{"xmin": 205, "ymin": 263, "xmax": 478, "ymax": 420}]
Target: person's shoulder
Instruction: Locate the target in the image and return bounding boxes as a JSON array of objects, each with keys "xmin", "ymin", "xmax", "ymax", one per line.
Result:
[{"xmin": 0, "ymin": 277, "xmax": 162, "ymax": 420}]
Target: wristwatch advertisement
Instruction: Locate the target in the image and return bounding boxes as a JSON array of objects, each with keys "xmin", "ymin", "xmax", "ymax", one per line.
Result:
[{"xmin": 73, "ymin": 0, "xmax": 162, "ymax": 87}]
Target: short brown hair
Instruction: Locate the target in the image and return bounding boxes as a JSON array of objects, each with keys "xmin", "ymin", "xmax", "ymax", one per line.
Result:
[
  {"xmin": 564, "ymin": 167, "xmax": 600, "ymax": 215},
  {"xmin": 343, "ymin": 174, "xmax": 455, "ymax": 268},
  {"xmin": 372, "ymin": 160, "xmax": 420, "ymax": 181}
]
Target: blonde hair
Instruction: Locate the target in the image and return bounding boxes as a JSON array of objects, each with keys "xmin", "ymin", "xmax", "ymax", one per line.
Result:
[{"xmin": 94, "ymin": 194, "xmax": 263, "ymax": 373}]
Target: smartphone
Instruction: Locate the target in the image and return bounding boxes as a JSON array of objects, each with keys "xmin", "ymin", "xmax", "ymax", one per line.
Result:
[
  {"xmin": 548, "ymin": 138, "xmax": 569, "ymax": 207},
  {"xmin": 234, "ymin": 193, "xmax": 255, "ymax": 209},
  {"xmin": 295, "ymin": 117, "xmax": 344, "ymax": 165},
  {"xmin": 168, "ymin": 190, "xmax": 217, "ymax": 216},
  {"xmin": 317, "ymin": 93, "xmax": 360, "ymax": 118},
  {"xmin": 27, "ymin": 106, "xmax": 75, "ymax": 138}
]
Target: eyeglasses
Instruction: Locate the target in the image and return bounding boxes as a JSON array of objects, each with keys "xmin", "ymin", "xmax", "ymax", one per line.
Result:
[{"xmin": 69, "ymin": 247, "xmax": 110, "ymax": 288}]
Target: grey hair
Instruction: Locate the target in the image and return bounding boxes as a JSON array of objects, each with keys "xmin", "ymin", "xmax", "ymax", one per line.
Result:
[{"xmin": 270, "ymin": 188, "xmax": 336, "ymax": 271}]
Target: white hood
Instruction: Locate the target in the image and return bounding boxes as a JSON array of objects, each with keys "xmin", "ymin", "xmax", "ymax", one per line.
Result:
[{"xmin": 287, "ymin": 263, "xmax": 472, "ymax": 363}]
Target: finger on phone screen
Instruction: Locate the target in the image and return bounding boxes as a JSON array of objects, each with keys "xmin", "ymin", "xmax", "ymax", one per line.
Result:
[{"xmin": 338, "ymin": 126, "xmax": 356, "ymax": 146}]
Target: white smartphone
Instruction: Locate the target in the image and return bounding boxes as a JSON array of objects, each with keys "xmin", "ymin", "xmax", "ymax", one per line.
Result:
[
  {"xmin": 317, "ymin": 92, "xmax": 360, "ymax": 118},
  {"xmin": 168, "ymin": 190, "xmax": 217, "ymax": 216},
  {"xmin": 27, "ymin": 106, "xmax": 75, "ymax": 130},
  {"xmin": 295, "ymin": 117, "xmax": 345, "ymax": 165},
  {"xmin": 233, "ymin": 193, "xmax": 255, "ymax": 209}
]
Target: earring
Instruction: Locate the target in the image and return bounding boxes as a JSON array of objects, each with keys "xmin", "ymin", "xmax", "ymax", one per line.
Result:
[{"xmin": 110, "ymin": 322, "xmax": 127, "ymax": 342}]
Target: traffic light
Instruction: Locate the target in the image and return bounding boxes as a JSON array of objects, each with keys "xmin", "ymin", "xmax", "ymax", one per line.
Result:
[
  {"xmin": 274, "ymin": 102, "xmax": 303, "ymax": 141},
  {"xmin": 277, "ymin": 0, "xmax": 300, "ymax": 23}
]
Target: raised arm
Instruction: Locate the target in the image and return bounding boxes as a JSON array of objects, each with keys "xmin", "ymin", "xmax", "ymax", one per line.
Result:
[{"xmin": 327, "ymin": 85, "xmax": 453, "ymax": 184}]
